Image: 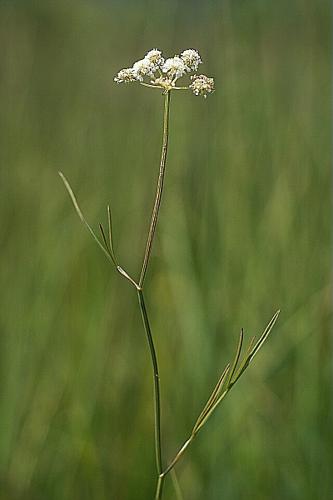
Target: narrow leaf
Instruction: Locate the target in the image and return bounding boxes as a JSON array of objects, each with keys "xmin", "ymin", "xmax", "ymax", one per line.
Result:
[
  {"xmin": 59, "ymin": 172, "xmax": 114, "ymax": 265},
  {"xmin": 193, "ymin": 364, "xmax": 230, "ymax": 434},
  {"xmin": 209, "ymin": 363, "xmax": 231, "ymax": 407},
  {"xmin": 107, "ymin": 205, "xmax": 117, "ymax": 262},
  {"xmin": 226, "ymin": 328, "xmax": 244, "ymax": 388},
  {"xmin": 99, "ymin": 223, "xmax": 110, "ymax": 253},
  {"xmin": 248, "ymin": 310, "xmax": 280, "ymax": 363},
  {"xmin": 194, "ymin": 388, "xmax": 229, "ymax": 434},
  {"xmin": 231, "ymin": 310, "xmax": 280, "ymax": 385},
  {"xmin": 230, "ymin": 336, "xmax": 256, "ymax": 386}
]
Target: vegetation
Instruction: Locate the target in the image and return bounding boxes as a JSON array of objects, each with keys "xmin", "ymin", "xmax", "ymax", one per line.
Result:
[{"xmin": 0, "ymin": 1, "xmax": 331, "ymax": 499}]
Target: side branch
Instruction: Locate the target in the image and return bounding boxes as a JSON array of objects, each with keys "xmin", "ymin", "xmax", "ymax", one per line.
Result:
[{"xmin": 159, "ymin": 310, "xmax": 280, "ymax": 478}]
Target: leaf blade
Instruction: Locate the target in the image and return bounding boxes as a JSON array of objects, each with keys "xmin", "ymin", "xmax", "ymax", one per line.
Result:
[
  {"xmin": 192, "ymin": 363, "xmax": 230, "ymax": 434},
  {"xmin": 226, "ymin": 328, "xmax": 244, "ymax": 388},
  {"xmin": 248, "ymin": 310, "xmax": 280, "ymax": 363},
  {"xmin": 59, "ymin": 172, "xmax": 115, "ymax": 265},
  {"xmin": 107, "ymin": 205, "xmax": 117, "ymax": 262}
]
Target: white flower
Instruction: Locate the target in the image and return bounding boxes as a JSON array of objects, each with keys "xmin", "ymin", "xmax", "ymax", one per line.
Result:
[
  {"xmin": 132, "ymin": 58, "xmax": 156, "ymax": 81},
  {"xmin": 145, "ymin": 48, "xmax": 164, "ymax": 68},
  {"xmin": 114, "ymin": 67, "xmax": 138, "ymax": 84},
  {"xmin": 190, "ymin": 74, "xmax": 215, "ymax": 98},
  {"xmin": 162, "ymin": 56, "xmax": 186, "ymax": 80},
  {"xmin": 181, "ymin": 49, "xmax": 202, "ymax": 72},
  {"xmin": 114, "ymin": 48, "xmax": 215, "ymax": 98}
]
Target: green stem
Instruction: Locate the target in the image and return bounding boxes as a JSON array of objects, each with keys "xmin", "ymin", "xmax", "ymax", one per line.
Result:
[
  {"xmin": 139, "ymin": 91, "xmax": 171, "ymax": 288},
  {"xmin": 137, "ymin": 289, "xmax": 163, "ymax": 476},
  {"xmin": 162, "ymin": 436, "xmax": 194, "ymax": 477},
  {"xmin": 155, "ymin": 475, "xmax": 165, "ymax": 500},
  {"xmin": 136, "ymin": 91, "xmax": 171, "ymax": 499}
]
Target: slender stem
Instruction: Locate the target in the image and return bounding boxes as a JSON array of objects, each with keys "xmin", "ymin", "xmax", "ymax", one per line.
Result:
[
  {"xmin": 155, "ymin": 475, "xmax": 165, "ymax": 500},
  {"xmin": 116, "ymin": 265, "xmax": 140, "ymax": 290},
  {"xmin": 135, "ymin": 92, "xmax": 171, "ymax": 499},
  {"xmin": 140, "ymin": 82, "xmax": 164, "ymax": 90},
  {"xmin": 139, "ymin": 91, "xmax": 171, "ymax": 288},
  {"xmin": 137, "ymin": 289, "xmax": 163, "ymax": 475},
  {"xmin": 139, "ymin": 82, "xmax": 188, "ymax": 91},
  {"xmin": 162, "ymin": 436, "xmax": 194, "ymax": 477}
]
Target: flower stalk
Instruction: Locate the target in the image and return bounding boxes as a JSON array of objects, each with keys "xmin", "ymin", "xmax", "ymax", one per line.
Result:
[{"xmin": 139, "ymin": 90, "xmax": 170, "ymax": 288}]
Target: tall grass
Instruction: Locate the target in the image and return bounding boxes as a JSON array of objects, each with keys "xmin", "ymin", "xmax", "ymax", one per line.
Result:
[{"xmin": 0, "ymin": 1, "xmax": 331, "ymax": 499}]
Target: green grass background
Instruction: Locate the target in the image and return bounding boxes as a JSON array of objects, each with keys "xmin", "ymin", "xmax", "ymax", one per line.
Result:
[{"xmin": 0, "ymin": 0, "xmax": 331, "ymax": 499}]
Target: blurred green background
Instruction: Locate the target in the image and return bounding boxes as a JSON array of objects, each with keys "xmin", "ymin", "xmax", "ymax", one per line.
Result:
[{"xmin": 0, "ymin": 0, "xmax": 331, "ymax": 499}]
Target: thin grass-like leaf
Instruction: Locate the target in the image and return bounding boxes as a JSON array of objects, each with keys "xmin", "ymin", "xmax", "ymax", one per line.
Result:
[
  {"xmin": 163, "ymin": 311, "xmax": 279, "ymax": 479},
  {"xmin": 107, "ymin": 205, "xmax": 117, "ymax": 262},
  {"xmin": 248, "ymin": 310, "xmax": 280, "ymax": 363},
  {"xmin": 193, "ymin": 364, "xmax": 230, "ymax": 434},
  {"xmin": 226, "ymin": 328, "xmax": 244, "ymax": 388},
  {"xmin": 59, "ymin": 172, "xmax": 115, "ymax": 265},
  {"xmin": 193, "ymin": 388, "xmax": 228, "ymax": 434},
  {"xmin": 207, "ymin": 363, "xmax": 230, "ymax": 408},
  {"xmin": 231, "ymin": 311, "xmax": 280, "ymax": 386},
  {"xmin": 99, "ymin": 223, "xmax": 110, "ymax": 252},
  {"xmin": 193, "ymin": 363, "xmax": 230, "ymax": 430},
  {"xmin": 230, "ymin": 336, "xmax": 256, "ymax": 386}
]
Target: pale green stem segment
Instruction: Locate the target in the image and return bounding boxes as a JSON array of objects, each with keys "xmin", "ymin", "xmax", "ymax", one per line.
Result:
[{"xmin": 139, "ymin": 91, "xmax": 171, "ymax": 288}]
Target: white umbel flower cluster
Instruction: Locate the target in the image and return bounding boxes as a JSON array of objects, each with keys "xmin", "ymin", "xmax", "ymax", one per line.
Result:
[
  {"xmin": 114, "ymin": 48, "xmax": 214, "ymax": 97},
  {"xmin": 189, "ymin": 74, "xmax": 215, "ymax": 98},
  {"xmin": 132, "ymin": 58, "xmax": 155, "ymax": 81},
  {"xmin": 181, "ymin": 49, "xmax": 202, "ymax": 72},
  {"xmin": 114, "ymin": 48, "xmax": 164, "ymax": 84},
  {"xmin": 162, "ymin": 56, "xmax": 186, "ymax": 80},
  {"xmin": 114, "ymin": 67, "xmax": 137, "ymax": 84},
  {"xmin": 145, "ymin": 49, "xmax": 165, "ymax": 67}
]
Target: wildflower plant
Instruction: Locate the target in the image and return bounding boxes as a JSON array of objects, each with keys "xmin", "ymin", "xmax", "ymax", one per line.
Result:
[{"xmin": 60, "ymin": 48, "xmax": 279, "ymax": 500}]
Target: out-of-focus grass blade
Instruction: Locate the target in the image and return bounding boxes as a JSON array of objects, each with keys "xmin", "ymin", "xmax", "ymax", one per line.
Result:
[
  {"xmin": 171, "ymin": 469, "xmax": 184, "ymax": 500},
  {"xmin": 59, "ymin": 172, "xmax": 114, "ymax": 265}
]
